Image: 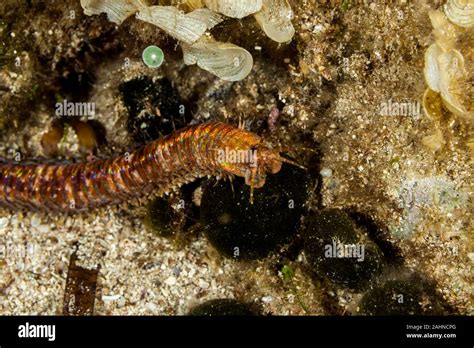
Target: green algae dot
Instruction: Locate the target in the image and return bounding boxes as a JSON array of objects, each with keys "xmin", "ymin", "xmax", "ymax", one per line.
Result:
[{"xmin": 142, "ymin": 45, "xmax": 164, "ymax": 68}]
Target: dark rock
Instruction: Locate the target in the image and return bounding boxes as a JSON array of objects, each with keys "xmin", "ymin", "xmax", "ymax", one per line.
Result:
[
  {"xmin": 145, "ymin": 197, "xmax": 176, "ymax": 238},
  {"xmin": 303, "ymin": 209, "xmax": 384, "ymax": 290},
  {"xmin": 358, "ymin": 273, "xmax": 454, "ymax": 315},
  {"xmin": 201, "ymin": 164, "xmax": 310, "ymax": 260}
]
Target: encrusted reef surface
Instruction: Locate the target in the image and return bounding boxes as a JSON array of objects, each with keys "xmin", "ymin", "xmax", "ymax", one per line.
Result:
[{"xmin": 0, "ymin": 0, "xmax": 471, "ymax": 315}]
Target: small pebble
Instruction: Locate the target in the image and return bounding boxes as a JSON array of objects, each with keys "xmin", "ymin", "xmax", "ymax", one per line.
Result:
[
  {"xmin": 36, "ymin": 224, "xmax": 50, "ymax": 233},
  {"xmin": 262, "ymin": 296, "xmax": 273, "ymax": 303},
  {"xmin": 117, "ymin": 296, "xmax": 126, "ymax": 308},
  {"xmin": 320, "ymin": 168, "xmax": 333, "ymax": 177},
  {"xmin": 164, "ymin": 276, "xmax": 177, "ymax": 286},
  {"xmin": 198, "ymin": 279, "xmax": 210, "ymax": 289},
  {"xmin": 30, "ymin": 215, "xmax": 41, "ymax": 228},
  {"xmin": 146, "ymin": 302, "xmax": 157, "ymax": 311},
  {"xmin": 102, "ymin": 294, "xmax": 121, "ymax": 302},
  {"xmin": 0, "ymin": 217, "xmax": 9, "ymax": 228}
]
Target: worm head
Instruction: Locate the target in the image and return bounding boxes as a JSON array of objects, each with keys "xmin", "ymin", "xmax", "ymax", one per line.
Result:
[
  {"xmin": 215, "ymin": 136, "xmax": 305, "ymax": 204},
  {"xmin": 243, "ymin": 144, "xmax": 305, "ymax": 204}
]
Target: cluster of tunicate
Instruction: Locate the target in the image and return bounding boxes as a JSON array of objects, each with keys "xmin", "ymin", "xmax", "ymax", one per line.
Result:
[
  {"xmin": 422, "ymin": 0, "xmax": 473, "ymax": 152},
  {"xmin": 80, "ymin": 0, "xmax": 295, "ymax": 81}
]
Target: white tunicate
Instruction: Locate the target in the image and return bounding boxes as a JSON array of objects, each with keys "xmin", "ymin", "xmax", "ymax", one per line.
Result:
[
  {"xmin": 428, "ymin": 10, "xmax": 457, "ymax": 52},
  {"xmin": 204, "ymin": 0, "xmax": 263, "ymax": 18},
  {"xmin": 444, "ymin": 0, "xmax": 474, "ymax": 28},
  {"xmin": 80, "ymin": 0, "xmax": 268, "ymax": 81},
  {"xmin": 80, "ymin": 0, "xmax": 147, "ymax": 24},
  {"xmin": 254, "ymin": 0, "xmax": 295, "ymax": 43},
  {"xmin": 423, "ymin": 43, "xmax": 468, "ymax": 117},
  {"xmin": 437, "ymin": 49, "xmax": 468, "ymax": 116},
  {"xmin": 136, "ymin": 6, "xmax": 223, "ymax": 45},
  {"xmin": 424, "ymin": 43, "xmax": 443, "ymax": 92},
  {"xmin": 182, "ymin": 37, "xmax": 253, "ymax": 81}
]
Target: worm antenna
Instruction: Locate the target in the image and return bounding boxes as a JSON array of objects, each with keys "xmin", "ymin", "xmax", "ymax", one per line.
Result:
[
  {"xmin": 275, "ymin": 145, "xmax": 317, "ymax": 154},
  {"xmin": 276, "ymin": 155, "xmax": 307, "ymax": 170}
]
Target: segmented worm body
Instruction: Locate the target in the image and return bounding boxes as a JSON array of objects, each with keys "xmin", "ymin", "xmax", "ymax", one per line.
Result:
[{"xmin": 0, "ymin": 122, "xmax": 291, "ymax": 213}]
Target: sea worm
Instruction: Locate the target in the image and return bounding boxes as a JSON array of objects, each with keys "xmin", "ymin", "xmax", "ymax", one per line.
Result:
[{"xmin": 0, "ymin": 122, "xmax": 302, "ymax": 213}]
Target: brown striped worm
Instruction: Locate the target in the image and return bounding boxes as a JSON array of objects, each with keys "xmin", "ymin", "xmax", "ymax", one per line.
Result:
[{"xmin": 0, "ymin": 122, "xmax": 303, "ymax": 213}]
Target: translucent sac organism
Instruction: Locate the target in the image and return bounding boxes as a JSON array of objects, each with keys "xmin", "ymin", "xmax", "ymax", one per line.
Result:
[{"xmin": 142, "ymin": 45, "xmax": 164, "ymax": 68}]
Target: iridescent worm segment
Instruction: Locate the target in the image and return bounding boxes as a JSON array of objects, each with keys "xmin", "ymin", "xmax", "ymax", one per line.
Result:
[{"xmin": 0, "ymin": 122, "xmax": 300, "ymax": 213}]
